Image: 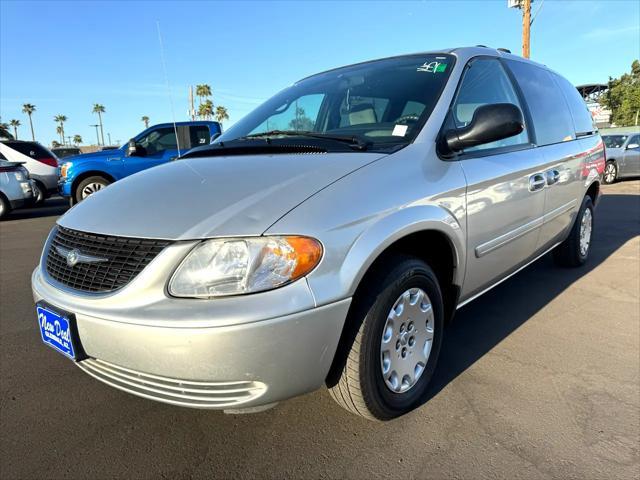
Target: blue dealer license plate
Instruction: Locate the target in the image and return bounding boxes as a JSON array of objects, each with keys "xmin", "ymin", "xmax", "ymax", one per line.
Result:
[{"xmin": 37, "ymin": 304, "xmax": 78, "ymax": 360}]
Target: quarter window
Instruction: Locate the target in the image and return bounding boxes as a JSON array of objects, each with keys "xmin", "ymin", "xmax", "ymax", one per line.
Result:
[
  {"xmin": 451, "ymin": 58, "xmax": 528, "ymax": 152},
  {"xmin": 552, "ymin": 73, "xmax": 596, "ymax": 136},
  {"xmin": 506, "ymin": 60, "xmax": 575, "ymax": 146}
]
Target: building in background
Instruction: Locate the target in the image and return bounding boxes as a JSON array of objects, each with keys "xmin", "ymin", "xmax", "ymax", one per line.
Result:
[{"xmin": 577, "ymin": 84, "xmax": 612, "ymax": 128}]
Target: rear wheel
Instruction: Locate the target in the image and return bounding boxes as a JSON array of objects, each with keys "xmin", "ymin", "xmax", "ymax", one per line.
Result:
[
  {"xmin": 603, "ymin": 161, "xmax": 617, "ymax": 184},
  {"xmin": 328, "ymin": 255, "xmax": 444, "ymax": 420},
  {"xmin": 32, "ymin": 181, "xmax": 46, "ymax": 205},
  {"xmin": 553, "ymin": 195, "xmax": 594, "ymax": 267},
  {"xmin": 74, "ymin": 176, "xmax": 111, "ymax": 203}
]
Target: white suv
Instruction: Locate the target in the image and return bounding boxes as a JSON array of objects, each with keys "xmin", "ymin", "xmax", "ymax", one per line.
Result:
[{"xmin": 0, "ymin": 140, "xmax": 58, "ymax": 204}]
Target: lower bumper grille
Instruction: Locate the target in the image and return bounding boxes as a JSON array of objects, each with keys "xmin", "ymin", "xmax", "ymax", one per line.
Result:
[{"xmin": 78, "ymin": 358, "xmax": 267, "ymax": 408}]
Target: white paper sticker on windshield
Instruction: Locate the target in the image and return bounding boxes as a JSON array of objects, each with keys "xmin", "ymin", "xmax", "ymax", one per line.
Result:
[{"xmin": 392, "ymin": 124, "xmax": 409, "ymax": 137}]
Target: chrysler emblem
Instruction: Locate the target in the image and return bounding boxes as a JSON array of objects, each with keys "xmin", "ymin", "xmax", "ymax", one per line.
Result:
[
  {"xmin": 66, "ymin": 249, "xmax": 80, "ymax": 267},
  {"xmin": 54, "ymin": 245, "xmax": 108, "ymax": 267}
]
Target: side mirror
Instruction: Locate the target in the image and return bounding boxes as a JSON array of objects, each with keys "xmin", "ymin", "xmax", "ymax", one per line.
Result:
[
  {"xmin": 127, "ymin": 139, "xmax": 138, "ymax": 156},
  {"xmin": 626, "ymin": 143, "xmax": 639, "ymax": 150},
  {"xmin": 439, "ymin": 103, "xmax": 524, "ymax": 156}
]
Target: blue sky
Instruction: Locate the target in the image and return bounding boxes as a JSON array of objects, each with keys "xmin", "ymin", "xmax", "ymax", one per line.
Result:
[{"xmin": 1, "ymin": 0, "xmax": 638, "ymax": 146}]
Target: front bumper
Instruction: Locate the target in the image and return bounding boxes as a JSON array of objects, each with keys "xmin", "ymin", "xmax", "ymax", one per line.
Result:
[
  {"xmin": 58, "ymin": 179, "xmax": 72, "ymax": 197},
  {"xmin": 31, "ymin": 262, "xmax": 350, "ymax": 409}
]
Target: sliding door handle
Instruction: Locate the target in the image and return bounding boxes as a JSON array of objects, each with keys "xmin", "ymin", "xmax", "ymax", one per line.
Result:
[{"xmin": 546, "ymin": 169, "xmax": 560, "ymax": 185}]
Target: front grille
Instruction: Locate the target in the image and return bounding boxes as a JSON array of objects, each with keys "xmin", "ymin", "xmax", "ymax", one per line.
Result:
[{"xmin": 45, "ymin": 226, "xmax": 172, "ymax": 293}]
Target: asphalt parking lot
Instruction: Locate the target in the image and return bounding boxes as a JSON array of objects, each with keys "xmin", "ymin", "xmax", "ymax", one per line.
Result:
[{"xmin": 0, "ymin": 181, "xmax": 638, "ymax": 479}]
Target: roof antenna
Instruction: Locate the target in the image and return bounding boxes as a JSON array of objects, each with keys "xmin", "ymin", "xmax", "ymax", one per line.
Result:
[{"xmin": 156, "ymin": 21, "xmax": 181, "ymax": 158}]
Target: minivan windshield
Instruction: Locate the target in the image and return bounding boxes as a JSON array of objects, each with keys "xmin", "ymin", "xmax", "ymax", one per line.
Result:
[{"xmin": 216, "ymin": 54, "xmax": 455, "ymax": 152}]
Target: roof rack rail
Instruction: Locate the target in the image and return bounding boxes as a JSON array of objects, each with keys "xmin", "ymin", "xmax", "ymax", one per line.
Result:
[
  {"xmin": 475, "ymin": 44, "xmax": 488, "ymax": 48},
  {"xmin": 497, "ymin": 48, "xmax": 512, "ymax": 53}
]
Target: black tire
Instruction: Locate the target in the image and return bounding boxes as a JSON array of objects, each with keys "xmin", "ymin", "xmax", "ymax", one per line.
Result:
[
  {"xmin": 603, "ymin": 161, "xmax": 617, "ymax": 184},
  {"xmin": 0, "ymin": 194, "xmax": 10, "ymax": 219},
  {"xmin": 553, "ymin": 195, "xmax": 594, "ymax": 267},
  {"xmin": 74, "ymin": 176, "xmax": 111, "ymax": 203},
  {"xmin": 32, "ymin": 181, "xmax": 46, "ymax": 205},
  {"xmin": 328, "ymin": 255, "xmax": 444, "ymax": 420}
]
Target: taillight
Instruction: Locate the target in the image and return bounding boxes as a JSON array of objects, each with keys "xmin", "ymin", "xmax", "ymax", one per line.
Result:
[
  {"xmin": 0, "ymin": 166, "xmax": 17, "ymax": 173},
  {"xmin": 37, "ymin": 157, "xmax": 58, "ymax": 167}
]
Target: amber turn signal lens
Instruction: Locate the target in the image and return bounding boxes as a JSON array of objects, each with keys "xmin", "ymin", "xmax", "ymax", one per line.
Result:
[{"xmin": 285, "ymin": 236, "xmax": 323, "ymax": 279}]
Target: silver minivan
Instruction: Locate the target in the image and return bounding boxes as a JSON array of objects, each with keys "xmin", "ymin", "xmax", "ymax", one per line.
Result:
[{"xmin": 32, "ymin": 47, "xmax": 604, "ymax": 420}]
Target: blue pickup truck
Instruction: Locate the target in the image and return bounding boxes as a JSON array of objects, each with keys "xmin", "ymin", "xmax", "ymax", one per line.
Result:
[{"xmin": 59, "ymin": 121, "xmax": 221, "ymax": 204}]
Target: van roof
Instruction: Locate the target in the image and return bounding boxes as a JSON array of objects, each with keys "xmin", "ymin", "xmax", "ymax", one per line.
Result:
[{"xmin": 297, "ymin": 46, "xmax": 549, "ymax": 83}]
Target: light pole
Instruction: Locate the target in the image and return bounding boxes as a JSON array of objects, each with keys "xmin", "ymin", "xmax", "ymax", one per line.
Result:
[{"xmin": 90, "ymin": 124, "xmax": 100, "ymax": 146}]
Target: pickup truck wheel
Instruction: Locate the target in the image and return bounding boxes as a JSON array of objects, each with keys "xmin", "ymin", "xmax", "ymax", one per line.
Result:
[
  {"xmin": 75, "ymin": 176, "xmax": 111, "ymax": 202},
  {"xmin": 603, "ymin": 161, "xmax": 617, "ymax": 184},
  {"xmin": 553, "ymin": 195, "xmax": 594, "ymax": 267},
  {"xmin": 328, "ymin": 255, "xmax": 444, "ymax": 420}
]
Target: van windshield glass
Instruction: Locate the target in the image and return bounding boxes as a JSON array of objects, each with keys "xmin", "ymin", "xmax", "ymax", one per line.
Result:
[{"xmin": 216, "ymin": 54, "xmax": 454, "ymax": 152}]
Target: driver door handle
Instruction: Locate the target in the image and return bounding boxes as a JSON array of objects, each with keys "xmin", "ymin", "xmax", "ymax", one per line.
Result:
[{"xmin": 529, "ymin": 173, "xmax": 546, "ymax": 192}]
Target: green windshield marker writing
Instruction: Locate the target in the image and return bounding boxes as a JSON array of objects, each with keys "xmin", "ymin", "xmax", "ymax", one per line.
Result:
[{"xmin": 436, "ymin": 63, "xmax": 447, "ymax": 73}]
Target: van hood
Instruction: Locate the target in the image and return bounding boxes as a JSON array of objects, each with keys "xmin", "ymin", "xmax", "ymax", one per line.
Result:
[{"xmin": 58, "ymin": 152, "xmax": 386, "ymax": 240}]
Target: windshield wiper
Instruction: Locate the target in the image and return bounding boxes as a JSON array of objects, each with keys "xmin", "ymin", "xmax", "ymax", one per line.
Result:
[{"xmin": 242, "ymin": 130, "xmax": 370, "ymax": 151}]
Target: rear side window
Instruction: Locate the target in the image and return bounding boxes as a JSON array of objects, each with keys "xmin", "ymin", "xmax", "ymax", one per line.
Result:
[
  {"xmin": 506, "ymin": 60, "xmax": 575, "ymax": 146},
  {"xmin": 552, "ymin": 73, "xmax": 596, "ymax": 136},
  {"xmin": 3, "ymin": 141, "xmax": 54, "ymax": 159},
  {"xmin": 190, "ymin": 126, "xmax": 210, "ymax": 146}
]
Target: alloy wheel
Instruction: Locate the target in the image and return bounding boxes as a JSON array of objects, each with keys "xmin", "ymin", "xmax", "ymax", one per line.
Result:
[{"xmin": 81, "ymin": 182, "xmax": 105, "ymax": 199}]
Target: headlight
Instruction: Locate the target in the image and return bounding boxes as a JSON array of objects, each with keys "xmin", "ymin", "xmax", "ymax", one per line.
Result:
[
  {"xmin": 60, "ymin": 162, "xmax": 72, "ymax": 179},
  {"xmin": 169, "ymin": 236, "xmax": 323, "ymax": 298}
]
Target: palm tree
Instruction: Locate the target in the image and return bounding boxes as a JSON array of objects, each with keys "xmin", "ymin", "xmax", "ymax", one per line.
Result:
[
  {"xmin": 22, "ymin": 104, "xmax": 36, "ymax": 141},
  {"xmin": 195, "ymin": 84, "xmax": 212, "ymax": 106},
  {"xmin": 92, "ymin": 104, "xmax": 106, "ymax": 145},
  {"xmin": 0, "ymin": 119, "xmax": 12, "ymax": 139},
  {"xmin": 56, "ymin": 126, "xmax": 63, "ymax": 143},
  {"xmin": 51, "ymin": 140, "xmax": 61, "ymax": 148},
  {"xmin": 141, "ymin": 115, "xmax": 150, "ymax": 129},
  {"xmin": 73, "ymin": 134, "xmax": 82, "ymax": 145},
  {"xmin": 9, "ymin": 119, "xmax": 21, "ymax": 139},
  {"xmin": 198, "ymin": 100, "xmax": 214, "ymax": 120},
  {"xmin": 214, "ymin": 106, "xmax": 229, "ymax": 125},
  {"xmin": 54, "ymin": 115, "xmax": 67, "ymax": 144}
]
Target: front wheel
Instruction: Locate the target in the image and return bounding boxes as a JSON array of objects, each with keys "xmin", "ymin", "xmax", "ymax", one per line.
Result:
[
  {"xmin": 553, "ymin": 195, "xmax": 594, "ymax": 267},
  {"xmin": 603, "ymin": 161, "xmax": 617, "ymax": 184},
  {"xmin": 328, "ymin": 255, "xmax": 444, "ymax": 420},
  {"xmin": 74, "ymin": 176, "xmax": 111, "ymax": 203},
  {"xmin": 0, "ymin": 195, "xmax": 10, "ymax": 219}
]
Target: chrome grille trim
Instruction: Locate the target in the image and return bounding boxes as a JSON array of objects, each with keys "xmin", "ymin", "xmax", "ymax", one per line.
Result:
[
  {"xmin": 78, "ymin": 358, "xmax": 267, "ymax": 408},
  {"xmin": 45, "ymin": 226, "xmax": 172, "ymax": 293}
]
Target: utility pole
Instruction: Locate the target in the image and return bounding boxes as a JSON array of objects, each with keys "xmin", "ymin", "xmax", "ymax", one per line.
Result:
[
  {"xmin": 522, "ymin": 0, "xmax": 531, "ymax": 58},
  {"xmin": 509, "ymin": 0, "xmax": 539, "ymax": 59}
]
